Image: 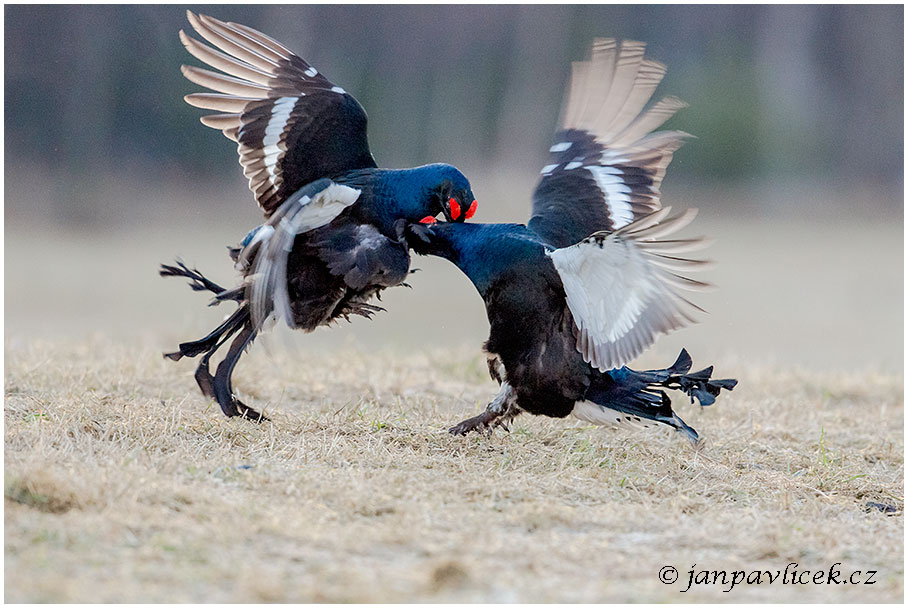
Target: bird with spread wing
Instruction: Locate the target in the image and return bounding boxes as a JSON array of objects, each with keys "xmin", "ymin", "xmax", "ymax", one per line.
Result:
[
  {"xmin": 406, "ymin": 39, "xmax": 736, "ymax": 442},
  {"xmin": 161, "ymin": 13, "xmax": 477, "ymax": 420}
]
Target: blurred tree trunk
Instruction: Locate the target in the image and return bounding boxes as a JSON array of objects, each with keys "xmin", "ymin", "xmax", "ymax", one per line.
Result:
[{"xmin": 55, "ymin": 7, "xmax": 117, "ymax": 223}]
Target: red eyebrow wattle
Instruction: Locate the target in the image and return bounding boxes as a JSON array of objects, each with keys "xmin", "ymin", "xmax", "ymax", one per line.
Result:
[
  {"xmin": 449, "ymin": 198, "xmax": 461, "ymax": 220},
  {"xmin": 465, "ymin": 199, "xmax": 478, "ymax": 219},
  {"xmin": 419, "ymin": 216, "xmax": 437, "ymax": 224}
]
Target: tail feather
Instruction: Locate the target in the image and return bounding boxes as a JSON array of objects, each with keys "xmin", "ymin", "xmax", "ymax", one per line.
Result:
[
  {"xmin": 665, "ymin": 362, "xmax": 738, "ymax": 407},
  {"xmin": 663, "ymin": 411, "xmax": 699, "ymax": 444},
  {"xmin": 582, "ymin": 349, "xmax": 736, "ymax": 442},
  {"xmin": 667, "ymin": 348, "xmax": 693, "ymax": 375},
  {"xmin": 650, "ymin": 392, "xmax": 699, "ymax": 443},
  {"xmin": 625, "ymin": 347, "xmax": 692, "ymax": 384},
  {"xmin": 162, "ymin": 260, "xmax": 267, "ymax": 421},
  {"xmin": 160, "ymin": 261, "xmax": 227, "ymax": 296},
  {"xmin": 164, "ymin": 305, "xmax": 249, "ymax": 361}
]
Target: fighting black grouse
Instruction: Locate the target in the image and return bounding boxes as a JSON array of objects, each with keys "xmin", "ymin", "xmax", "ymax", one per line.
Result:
[
  {"xmin": 161, "ymin": 13, "xmax": 477, "ymax": 420},
  {"xmin": 406, "ymin": 39, "xmax": 736, "ymax": 442}
]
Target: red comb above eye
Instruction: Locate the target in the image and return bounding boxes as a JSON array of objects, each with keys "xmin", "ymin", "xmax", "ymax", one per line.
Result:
[
  {"xmin": 449, "ymin": 198, "xmax": 461, "ymax": 220},
  {"xmin": 465, "ymin": 199, "xmax": 478, "ymax": 219},
  {"xmin": 419, "ymin": 216, "xmax": 437, "ymax": 224}
]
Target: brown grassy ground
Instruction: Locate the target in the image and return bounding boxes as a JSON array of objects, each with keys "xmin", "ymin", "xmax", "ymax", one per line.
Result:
[
  {"xmin": 4, "ymin": 185, "xmax": 904, "ymax": 601},
  {"xmin": 5, "ymin": 335, "xmax": 903, "ymax": 602}
]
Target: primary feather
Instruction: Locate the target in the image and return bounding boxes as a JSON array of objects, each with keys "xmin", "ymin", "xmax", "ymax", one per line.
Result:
[
  {"xmin": 180, "ymin": 11, "xmax": 374, "ymax": 216},
  {"xmin": 529, "ymin": 39, "xmax": 690, "ymax": 248}
]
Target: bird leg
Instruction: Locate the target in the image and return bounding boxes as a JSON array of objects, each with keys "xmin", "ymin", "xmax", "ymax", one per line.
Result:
[
  {"xmin": 449, "ymin": 382, "xmax": 521, "ymax": 436},
  {"xmin": 211, "ymin": 324, "xmax": 268, "ymax": 422}
]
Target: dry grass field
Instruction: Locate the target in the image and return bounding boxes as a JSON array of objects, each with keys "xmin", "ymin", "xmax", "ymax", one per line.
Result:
[
  {"xmin": 4, "ymin": 184, "xmax": 904, "ymax": 602},
  {"xmin": 4, "ymin": 339, "xmax": 903, "ymax": 602}
]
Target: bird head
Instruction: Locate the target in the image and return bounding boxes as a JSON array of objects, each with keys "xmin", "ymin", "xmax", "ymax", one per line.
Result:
[{"xmin": 416, "ymin": 164, "xmax": 478, "ymax": 225}]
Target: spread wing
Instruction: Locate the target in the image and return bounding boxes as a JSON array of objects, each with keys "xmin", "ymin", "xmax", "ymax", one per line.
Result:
[
  {"xmin": 243, "ymin": 179, "xmax": 362, "ymax": 329},
  {"xmin": 547, "ymin": 207, "xmax": 712, "ymax": 371},
  {"xmin": 180, "ymin": 11, "xmax": 376, "ymax": 216},
  {"xmin": 529, "ymin": 39, "xmax": 689, "ymax": 248}
]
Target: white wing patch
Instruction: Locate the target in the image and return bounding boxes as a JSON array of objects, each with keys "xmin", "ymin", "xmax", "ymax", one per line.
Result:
[
  {"xmin": 585, "ymin": 165, "xmax": 634, "ymax": 228},
  {"xmin": 548, "ymin": 207, "xmax": 711, "ymax": 371},
  {"xmin": 246, "ymin": 182, "xmax": 361, "ymax": 330},
  {"xmin": 531, "ymin": 39, "xmax": 691, "ymax": 243},
  {"xmin": 261, "ymin": 96, "xmax": 297, "ymax": 187},
  {"xmin": 234, "ymin": 224, "xmax": 275, "ymax": 272}
]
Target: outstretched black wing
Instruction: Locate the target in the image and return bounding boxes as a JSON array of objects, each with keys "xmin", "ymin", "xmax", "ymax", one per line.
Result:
[
  {"xmin": 528, "ymin": 39, "xmax": 689, "ymax": 249},
  {"xmin": 180, "ymin": 12, "xmax": 377, "ymax": 217}
]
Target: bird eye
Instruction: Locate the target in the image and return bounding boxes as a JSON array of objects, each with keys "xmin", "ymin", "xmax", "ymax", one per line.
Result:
[
  {"xmin": 465, "ymin": 199, "xmax": 478, "ymax": 219},
  {"xmin": 448, "ymin": 197, "xmax": 461, "ymax": 220}
]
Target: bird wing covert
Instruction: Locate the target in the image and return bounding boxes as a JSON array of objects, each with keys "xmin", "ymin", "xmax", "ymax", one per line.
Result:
[
  {"xmin": 246, "ymin": 179, "xmax": 362, "ymax": 329},
  {"xmin": 547, "ymin": 207, "xmax": 712, "ymax": 371}
]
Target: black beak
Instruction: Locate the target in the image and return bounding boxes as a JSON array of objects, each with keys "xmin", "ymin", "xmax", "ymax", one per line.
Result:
[
  {"xmin": 438, "ymin": 197, "xmax": 455, "ymax": 222},
  {"xmin": 433, "ymin": 180, "xmax": 456, "ymax": 222}
]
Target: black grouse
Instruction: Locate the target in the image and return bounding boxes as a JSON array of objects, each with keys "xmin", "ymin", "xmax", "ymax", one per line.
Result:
[
  {"xmin": 161, "ymin": 13, "xmax": 477, "ymax": 420},
  {"xmin": 406, "ymin": 39, "xmax": 736, "ymax": 442}
]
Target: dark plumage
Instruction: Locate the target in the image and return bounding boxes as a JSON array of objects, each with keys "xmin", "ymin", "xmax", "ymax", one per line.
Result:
[
  {"xmin": 161, "ymin": 13, "xmax": 477, "ymax": 420},
  {"xmin": 406, "ymin": 40, "xmax": 736, "ymax": 442}
]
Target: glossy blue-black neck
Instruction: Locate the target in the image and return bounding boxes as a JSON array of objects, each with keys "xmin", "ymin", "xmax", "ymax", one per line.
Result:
[
  {"xmin": 411, "ymin": 222, "xmax": 548, "ymax": 295},
  {"xmin": 340, "ymin": 163, "xmax": 471, "ymax": 234}
]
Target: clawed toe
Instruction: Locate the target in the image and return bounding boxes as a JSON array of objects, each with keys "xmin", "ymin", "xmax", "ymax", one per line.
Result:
[
  {"xmin": 448, "ymin": 410, "xmax": 499, "ymax": 436},
  {"xmin": 448, "ymin": 419, "xmax": 482, "ymax": 436},
  {"xmin": 235, "ymin": 400, "xmax": 270, "ymax": 423}
]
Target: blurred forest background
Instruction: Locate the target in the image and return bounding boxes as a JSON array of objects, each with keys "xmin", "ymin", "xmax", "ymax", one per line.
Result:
[
  {"xmin": 5, "ymin": 5, "xmax": 904, "ymax": 372},
  {"xmin": 6, "ymin": 4, "xmax": 903, "ymax": 223}
]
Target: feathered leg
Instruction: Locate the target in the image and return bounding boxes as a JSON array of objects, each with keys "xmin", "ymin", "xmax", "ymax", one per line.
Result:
[{"xmin": 211, "ymin": 324, "xmax": 267, "ymax": 421}]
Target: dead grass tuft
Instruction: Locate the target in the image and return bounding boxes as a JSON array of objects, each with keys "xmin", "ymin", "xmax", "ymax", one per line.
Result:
[{"xmin": 5, "ymin": 471, "xmax": 80, "ymax": 514}]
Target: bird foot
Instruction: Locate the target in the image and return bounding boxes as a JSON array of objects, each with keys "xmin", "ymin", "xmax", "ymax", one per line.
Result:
[
  {"xmin": 233, "ymin": 399, "xmax": 270, "ymax": 423},
  {"xmin": 448, "ymin": 410, "xmax": 508, "ymax": 436},
  {"xmin": 341, "ymin": 301, "xmax": 386, "ymax": 320}
]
